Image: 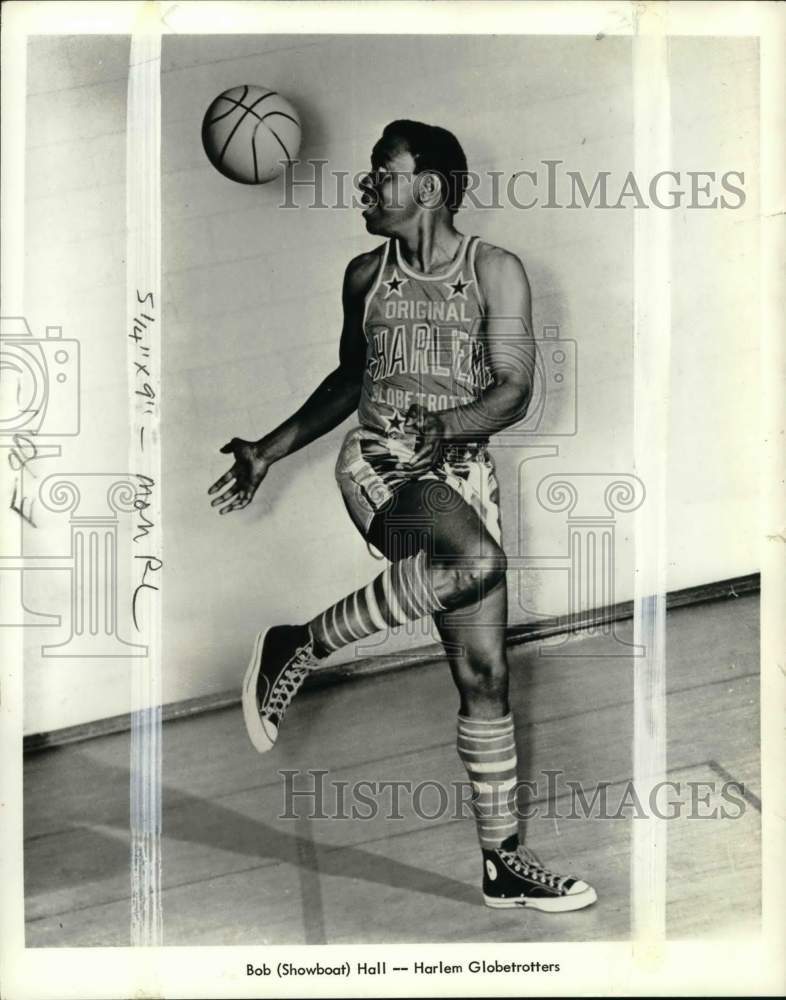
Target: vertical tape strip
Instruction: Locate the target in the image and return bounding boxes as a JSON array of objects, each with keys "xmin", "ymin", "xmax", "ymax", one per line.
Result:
[
  {"xmin": 127, "ymin": 23, "xmax": 162, "ymax": 947},
  {"xmin": 760, "ymin": 10, "xmax": 786, "ymax": 949},
  {"xmin": 631, "ymin": 27, "xmax": 671, "ymax": 944},
  {"xmin": 0, "ymin": 6, "xmax": 27, "ymax": 961}
]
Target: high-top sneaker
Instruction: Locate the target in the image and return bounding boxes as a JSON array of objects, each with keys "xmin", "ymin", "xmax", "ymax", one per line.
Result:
[
  {"xmin": 482, "ymin": 839, "xmax": 597, "ymax": 912},
  {"xmin": 242, "ymin": 625, "xmax": 317, "ymax": 753}
]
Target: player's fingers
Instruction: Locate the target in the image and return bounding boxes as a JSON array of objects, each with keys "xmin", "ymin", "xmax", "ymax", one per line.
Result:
[
  {"xmin": 208, "ymin": 470, "xmax": 234, "ymax": 494},
  {"xmin": 409, "ymin": 438, "xmax": 436, "ymax": 466},
  {"xmin": 403, "ymin": 452, "xmax": 426, "ymax": 472},
  {"xmin": 210, "ymin": 481, "xmax": 239, "ymax": 506},
  {"xmin": 406, "ymin": 447, "xmax": 437, "ymax": 474},
  {"xmin": 219, "ymin": 494, "xmax": 249, "ymax": 515},
  {"xmin": 219, "ymin": 439, "xmax": 239, "ymax": 454}
]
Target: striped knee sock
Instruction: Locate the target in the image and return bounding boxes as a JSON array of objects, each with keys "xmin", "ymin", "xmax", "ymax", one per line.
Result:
[
  {"xmin": 457, "ymin": 713, "xmax": 519, "ymax": 850},
  {"xmin": 308, "ymin": 550, "xmax": 445, "ymax": 656}
]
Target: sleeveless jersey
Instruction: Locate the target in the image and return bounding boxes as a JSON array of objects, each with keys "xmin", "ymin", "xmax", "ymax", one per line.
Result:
[{"xmin": 357, "ymin": 235, "xmax": 493, "ymax": 436}]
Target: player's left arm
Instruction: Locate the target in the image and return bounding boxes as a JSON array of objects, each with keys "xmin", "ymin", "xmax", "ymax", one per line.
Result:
[{"xmin": 404, "ymin": 246, "xmax": 536, "ymax": 471}]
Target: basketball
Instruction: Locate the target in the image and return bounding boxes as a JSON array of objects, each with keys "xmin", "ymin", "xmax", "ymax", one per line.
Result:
[{"xmin": 201, "ymin": 84, "xmax": 301, "ymax": 184}]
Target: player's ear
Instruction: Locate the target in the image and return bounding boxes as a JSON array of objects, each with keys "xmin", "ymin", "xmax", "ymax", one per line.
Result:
[{"xmin": 414, "ymin": 170, "xmax": 447, "ymax": 211}]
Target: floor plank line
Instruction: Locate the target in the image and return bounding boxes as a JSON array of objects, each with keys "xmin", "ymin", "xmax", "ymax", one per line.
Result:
[{"xmin": 707, "ymin": 759, "xmax": 762, "ymax": 812}]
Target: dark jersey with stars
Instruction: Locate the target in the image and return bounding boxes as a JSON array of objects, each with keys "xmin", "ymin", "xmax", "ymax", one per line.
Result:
[{"xmin": 357, "ymin": 234, "xmax": 494, "ymax": 437}]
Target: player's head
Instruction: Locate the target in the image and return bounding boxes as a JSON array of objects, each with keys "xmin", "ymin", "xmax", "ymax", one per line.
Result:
[{"xmin": 360, "ymin": 120, "xmax": 469, "ymax": 235}]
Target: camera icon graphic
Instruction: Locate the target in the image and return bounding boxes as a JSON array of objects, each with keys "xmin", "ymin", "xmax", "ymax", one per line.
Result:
[
  {"xmin": 518, "ymin": 324, "xmax": 577, "ymax": 438},
  {"xmin": 477, "ymin": 322, "xmax": 577, "ymax": 441},
  {"xmin": 0, "ymin": 316, "xmax": 80, "ymax": 437}
]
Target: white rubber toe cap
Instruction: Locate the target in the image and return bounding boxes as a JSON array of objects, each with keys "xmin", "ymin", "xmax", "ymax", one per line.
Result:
[{"xmin": 242, "ymin": 628, "xmax": 277, "ymax": 753}]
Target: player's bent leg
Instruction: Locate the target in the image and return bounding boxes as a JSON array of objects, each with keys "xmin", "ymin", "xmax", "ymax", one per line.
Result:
[
  {"xmin": 242, "ymin": 480, "xmax": 494, "ymax": 754},
  {"xmin": 367, "ymin": 477, "xmax": 508, "ymax": 610},
  {"xmin": 241, "ymin": 546, "xmax": 448, "ymax": 754},
  {"xmin": 308, "ymin": 478, "xmax": 507, "ymax": 659},
  {"xmin": 308, "ymin": 548, "xmax": 446, "ymax": 657}
]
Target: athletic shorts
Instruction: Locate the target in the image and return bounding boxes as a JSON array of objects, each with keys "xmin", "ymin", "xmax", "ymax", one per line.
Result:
[{"xmin": 335, "ymin": 425, "xmax": 502, "ymax": 546}]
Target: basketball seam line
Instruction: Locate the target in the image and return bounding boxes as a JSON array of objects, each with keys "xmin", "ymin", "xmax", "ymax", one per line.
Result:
[
  {"xmin": 264, "ymin": 123, "xmax": 292, "ymax": 164},
  {"xmin": 217, "ymin": 91, "xmax": 279, "ymax": 165},
  {"xmin": 260, "ymin": 110, "xmax": 300, "ymax": 128},
  {"xmin": 212, "ymin": 91, "xmax": 280, "ymax": 127},
  {"xmin": 216, "ymin": 99, "xmax": 299, "ymax": 131},
  {"xmin": 251, "ymin": 115, "xmax": 292, "ymax": 174},
  {"xmin": 207, "ymin": 85, "xmax": 249, "ymax": 125}
]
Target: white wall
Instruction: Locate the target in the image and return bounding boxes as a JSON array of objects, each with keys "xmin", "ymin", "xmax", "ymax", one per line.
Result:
[
  {"xmin": 20, "ymin": 34, "xmax": 759, "ymax": 733},
  {"xmin": 667, "ymin": 38, "xmax": 759, "ymax": 583},
  {"xmin": 20, "ymin": 36, "xmax": 133, "ymax": 735}
]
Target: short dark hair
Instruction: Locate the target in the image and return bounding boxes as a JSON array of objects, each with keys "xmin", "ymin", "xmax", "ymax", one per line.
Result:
[{"xmin": 382, "ymin": 119, "xmax": 469, "ymax": 214}]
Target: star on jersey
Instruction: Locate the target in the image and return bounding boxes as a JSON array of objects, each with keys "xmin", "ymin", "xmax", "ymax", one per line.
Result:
[
  {"xmin": 445, "ymin": 272, "xmax": 473, "ymax": 299},
  {"xmin": 383, "ymin": 269, "xmax": 409, "ymax": 298}
]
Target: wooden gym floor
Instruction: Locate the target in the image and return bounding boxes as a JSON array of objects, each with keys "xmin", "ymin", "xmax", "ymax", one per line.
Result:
[{"xmin": 24, "ymin": 592, "xmax": 760, "ymax": 946}]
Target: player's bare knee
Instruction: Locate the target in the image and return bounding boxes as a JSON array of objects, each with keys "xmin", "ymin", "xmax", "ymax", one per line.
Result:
[
  {"xmin": 431, "ymin": 563, "xmax": 465, "ymax": 603},
  {"xmin": 483, "ymin": 548, "xmax": 508, "ymax": 590},
  {"xmin": 433, "ymin": 550, "xmax": 507, "ymax": 605},
  {"xmin": 463, "ymin": 549, "xmax": 507, "ymax": 598},
  {"xmin": 434, "ymin": 564, "xmax": 480, "ymax": 605}
]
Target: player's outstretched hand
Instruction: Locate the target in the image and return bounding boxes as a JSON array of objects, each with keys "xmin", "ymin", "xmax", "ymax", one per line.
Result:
[
  {"xmin": 400, "ymin": 404, "xmax": 446, "ymax": 476},
  {"xmin": 208, "ymin": 438, "xmax": 271, "ymax": 515}
]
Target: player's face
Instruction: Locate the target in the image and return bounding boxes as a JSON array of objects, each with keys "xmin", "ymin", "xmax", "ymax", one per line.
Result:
[{"xmin": 360, "ymin": 139, "xmax": 420, "ymax": 236}]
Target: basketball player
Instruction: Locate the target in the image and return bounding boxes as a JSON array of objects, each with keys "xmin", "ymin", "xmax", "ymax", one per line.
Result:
[{"xmin": 209, "ymin": 121, "xmax": 596, "ymax": 912}]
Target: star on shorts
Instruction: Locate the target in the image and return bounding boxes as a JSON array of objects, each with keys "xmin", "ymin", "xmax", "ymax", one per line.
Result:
[{"xmin": 385, "ymin": 409, "xmax": 405, "ymax": 433}]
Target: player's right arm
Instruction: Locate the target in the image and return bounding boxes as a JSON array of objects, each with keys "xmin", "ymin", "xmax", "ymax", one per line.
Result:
[{"xmin": 208, "ymin": 250, "xmax": 379, "ymax": 515}]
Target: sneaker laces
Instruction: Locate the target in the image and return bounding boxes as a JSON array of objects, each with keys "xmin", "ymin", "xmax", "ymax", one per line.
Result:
[
  {"xmin": 499, "ymin": 845, "xmax": 570, "ymax": 891},
  {"xmin": 266, "ymin": 642, "xmax": 315, "ymax": 718}
]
